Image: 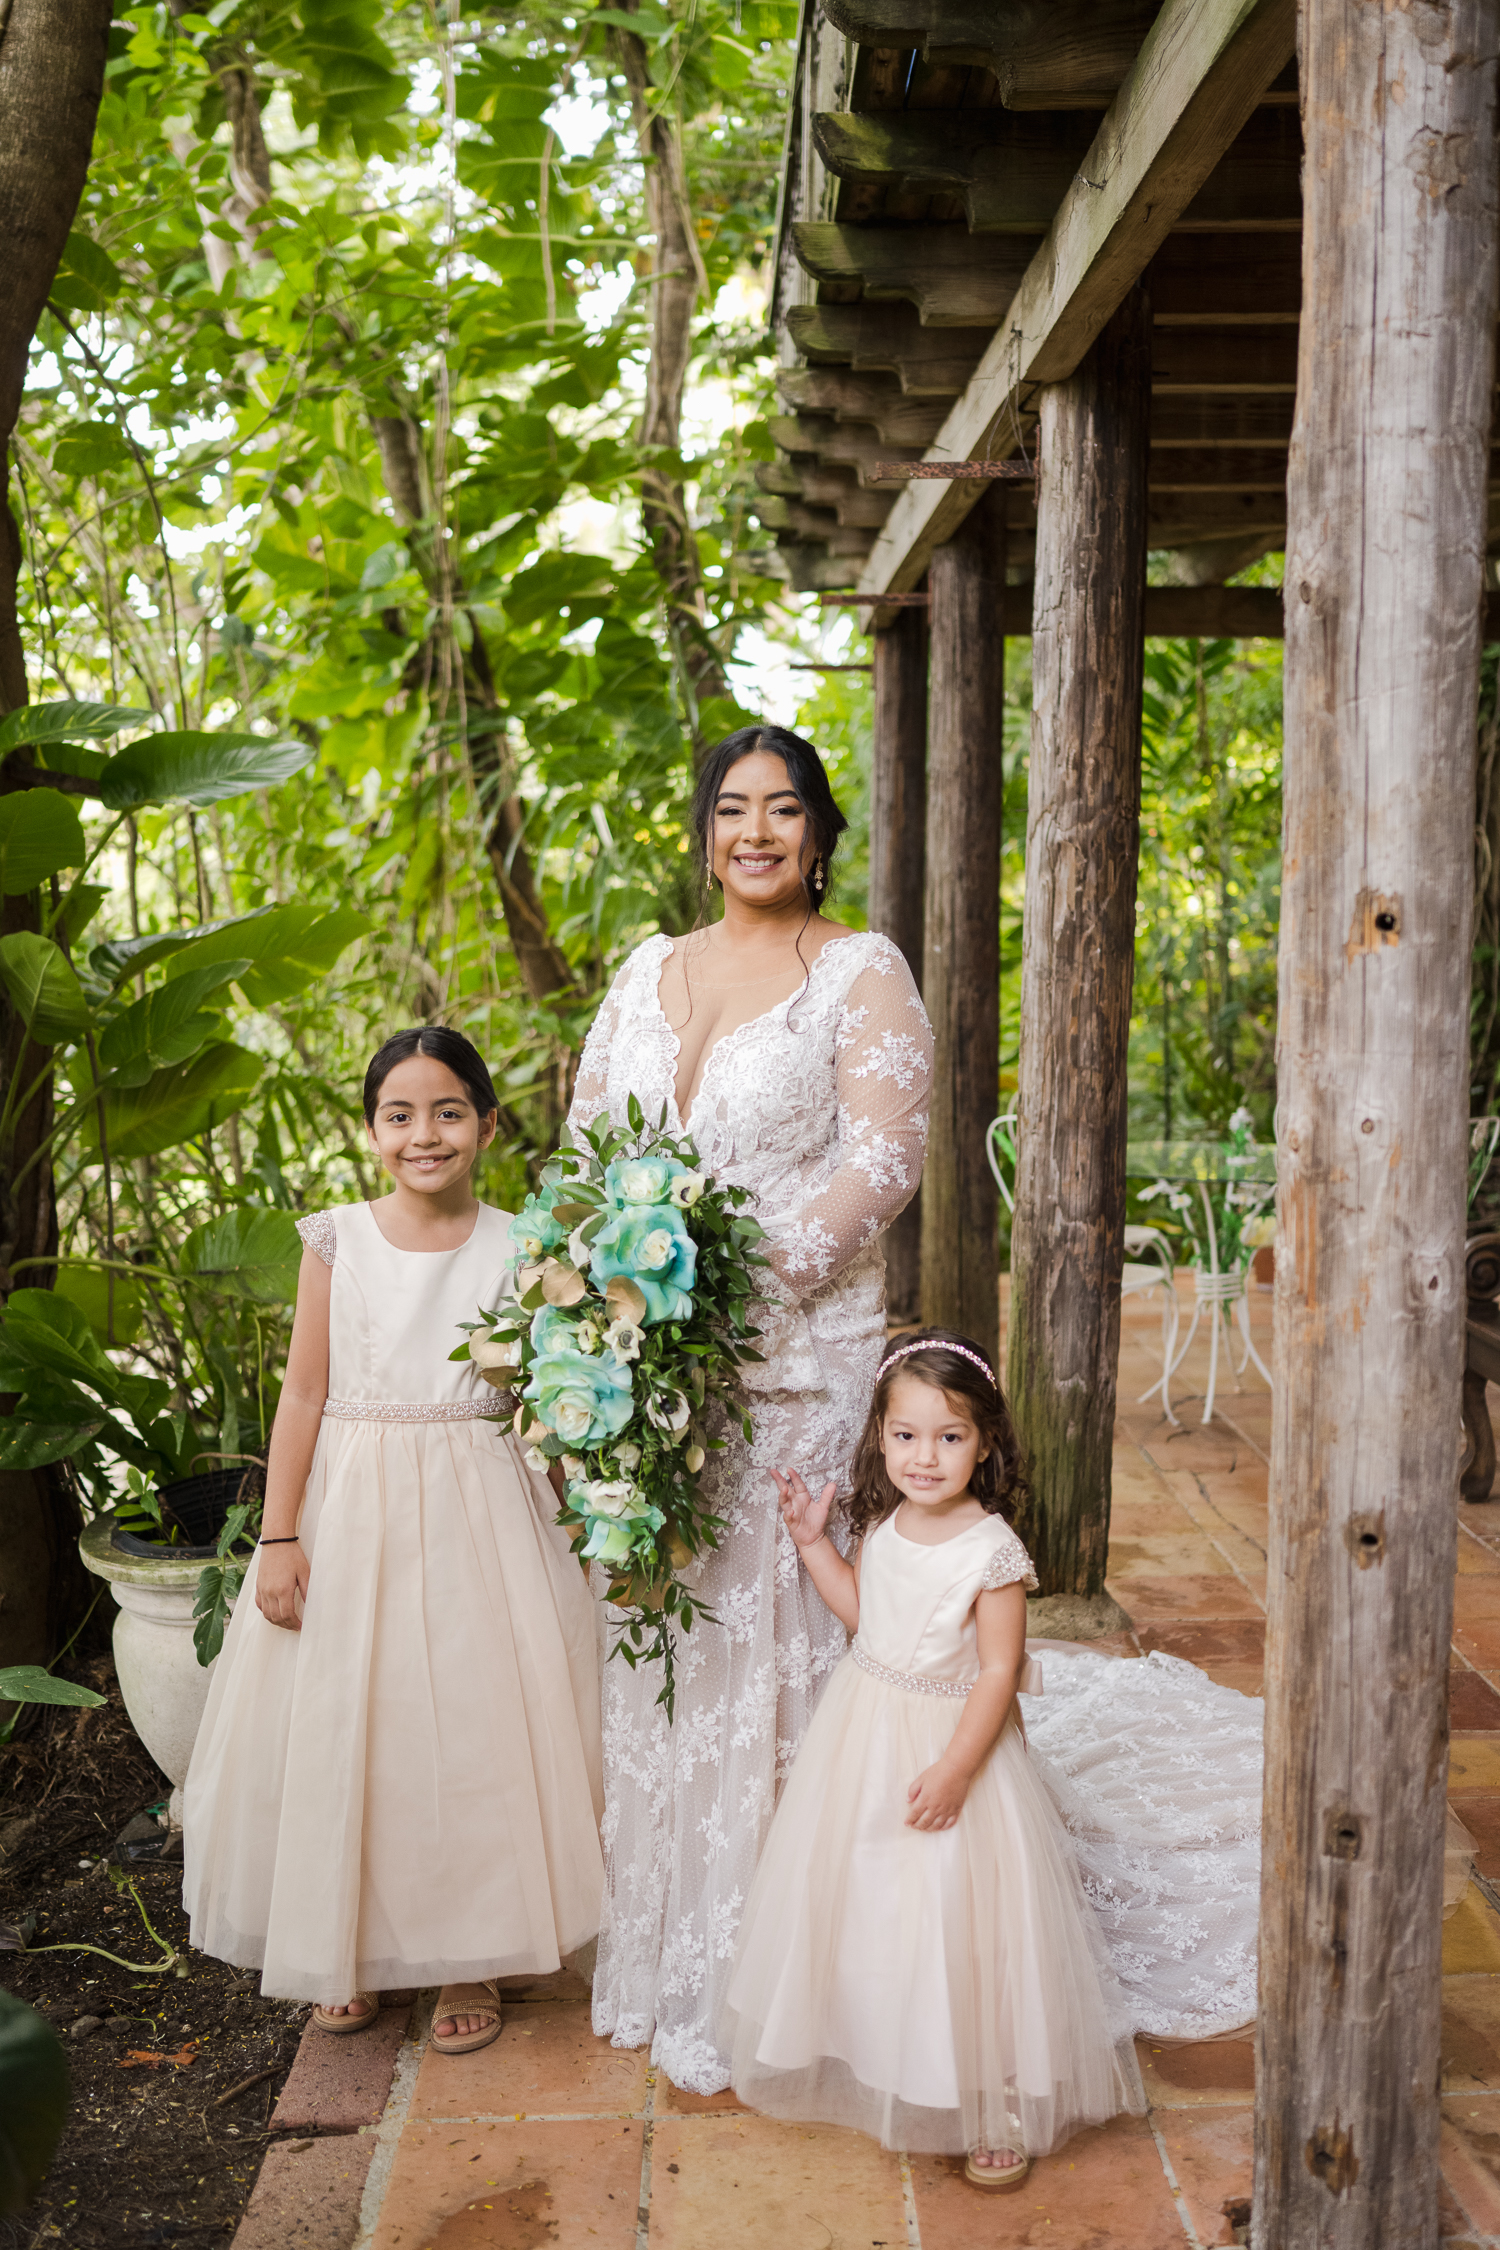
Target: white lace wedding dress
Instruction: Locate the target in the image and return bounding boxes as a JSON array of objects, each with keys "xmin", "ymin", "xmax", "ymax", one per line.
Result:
[{"xmin": 567, "ymin": 928, "xmax": 934, "ymax": 2092}]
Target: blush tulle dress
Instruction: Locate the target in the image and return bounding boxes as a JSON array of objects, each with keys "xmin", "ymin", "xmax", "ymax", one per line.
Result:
[
  {"xmin": 722, "ymin": 1512, "xmax": 1147, "ymax": 2157},
  {"xmin": 182, "ymin": 1200, "xmax": 604, "ymax": 2002}
]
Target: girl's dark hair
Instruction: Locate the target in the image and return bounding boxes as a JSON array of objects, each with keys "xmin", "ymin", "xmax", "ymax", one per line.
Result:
[
  {"xmin": 690, "ymin": 725, "xmax": 848, "ymax": 914},
  {"xmin": 362, "ymin": 1027, "xmax": 500, "ymax": 1124},
  {"xmin": 846, "ymin": 1327, "xmax": 1032, "ymax": 1538}
]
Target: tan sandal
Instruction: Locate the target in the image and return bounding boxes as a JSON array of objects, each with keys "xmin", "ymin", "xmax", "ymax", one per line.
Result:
[
  {"xmin": 430, "ymin": 1979, "xmax": 502, "ymax": 2056},
  {"xmin": 312, "ymin": 1993, "xmax": 380, "ymax": 2035},
  {"xmin": 965, "ymin": 2148, "xmax": 1029, "ymax": 2190}
]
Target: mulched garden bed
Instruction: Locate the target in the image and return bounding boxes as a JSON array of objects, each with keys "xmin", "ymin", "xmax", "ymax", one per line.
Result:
[{"xmin": 0, "ymin": 1655, "xmax": 306, "ymax": 2250}]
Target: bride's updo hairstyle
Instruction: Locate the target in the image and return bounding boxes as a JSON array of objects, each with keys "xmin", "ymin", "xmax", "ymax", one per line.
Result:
[
  {"xmin": 845, "ymin": 1327, "xmax": 1032, "ymax": 1538},
  {"xmin": 362, "ymin": 1025, "xmax": 500, "ymax": 1123},
  {"xmin": 691, "ymin": 724, "xmax": 849, "ymax": 912}
]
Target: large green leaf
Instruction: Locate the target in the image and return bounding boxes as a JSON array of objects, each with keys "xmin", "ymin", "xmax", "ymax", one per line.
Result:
[
  {"xmin": 92, "ymin": 906, "xmax": 280, "ymax": 988},
  {"xmin": 96, "ymin": 731, "xmax": 315, "ymax": 811},
  {"xmin": 0, "ymin": 700, "xmax": 151, "ymax": 750},
  {"xmin": 97, "ymin": 960, "xmax": 246, "ymax": 1083},
  {"xmin": 84, "ymin": 1041, "xmax": 267, "ymax": 1162},
  {"xmin": 0, "ymin": 1417, "xmax": 104, "ymax": 1471},
  {"xmin": 182, "ymin": 1205, "xmax": 302, "ymax": 1303},
  {"xmin": 0, "ymin": 1667, "xmax": 105, "ymax": 1710},
  {"xmin": 162, "ymin": 904, "xmax": 372, "ymax": 1006},
  {"xmin": 54, "ymin": 1263, "xmax": 145, "ymax": 1348},
  {"xmin": 0, "ymin": 792, "xmax": 85, "ymax": 895},
  {"xmin": 0, "ymin": 933, "xmax": 93, "ymax": 1045},
  {"xmin": 0, "ymin": 1990, "xmax": 69, "ymax": 2216}
]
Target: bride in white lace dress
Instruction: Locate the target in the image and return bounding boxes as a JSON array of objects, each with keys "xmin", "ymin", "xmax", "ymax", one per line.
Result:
[{"xmin": 566, "ymin": 727, "xmax": 933, "ymax": 2092}]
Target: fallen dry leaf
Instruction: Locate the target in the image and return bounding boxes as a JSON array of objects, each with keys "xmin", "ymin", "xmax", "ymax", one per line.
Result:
[{"xmin": 119, "ymin": 2044, "xmax": 197, "ymax": 2069}]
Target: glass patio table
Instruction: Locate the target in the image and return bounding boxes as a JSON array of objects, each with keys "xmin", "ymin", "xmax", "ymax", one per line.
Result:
[{"xmin": 1125, "ymin": 1140, "xmax": 1277, "ymax": 1425}]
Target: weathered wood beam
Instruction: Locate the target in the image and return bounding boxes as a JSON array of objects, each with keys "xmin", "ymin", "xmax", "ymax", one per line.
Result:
[
  {"xmin": 870, "ymin": 606, "xmax": 928, "ymax": 1328},
  {"xmin": 787, "ymin": 301, "xmax": 992, "ymax": 393},
  {"xmin": 1009, "ymin": 285, "xmax": 1150, "ymax": 1625},
  {"xmin": 776, "ymin": 367, "xmax": 952, "ymax": 444},
  {"xmin": 769, "ymin": 416, "xmax": 926, "ymax": 486},
  {"xmin": 921, "ymin": 494, "xmax": 1004, "ymax": 1362},
  {"xmin": 751, "ymin": 495, "xmax": 887, "ymax": 541},
  {"xmin": 1152, "ymin": 327, "xmax": 1299, "ymax": 390},
  {"xmin": 820, "ymin": 0, "xmax": 1162, "ymax": 107},
  {"xmin": 793, "ymin": 222, "xmax": 1042, "ymax": 327},
  {"xmin": 1147, "ymin": 447, "xmax": 1287, "ymax": 489},
  {"xmin": 1253, "ymin": 0, "xmax": 1499, "ymax": 2238},
  {"xmin": 857, "ymin": 0, "xmax": 1297, "ymax": 595},
  {"xmin": 1151, "ymin": 396, "xmax": 1296, "ymax": 445},
  {"xmin": 755, "ymin": 458, "xmax": 895, "ymax": 517},
  {"xmin": 816, "ymin": 105, "xmax": 1302, "ymax": 234},
  {"xmin": 1149, "ymin": 235, "xmax": 1300, "ymax": 323},
  {"xmin": 1001, "ymin": 582, "xmax": 1291, "ymax": 636}
]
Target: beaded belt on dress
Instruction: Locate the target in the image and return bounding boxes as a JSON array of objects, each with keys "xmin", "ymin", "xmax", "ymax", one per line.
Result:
[
  {"xmin": 322, "ymin": 1398, "xmax": 504, "ymax": 1423},
  {"xmin": 851, "ymin": 1641, "xmax": 973, "ymax": 1699}
]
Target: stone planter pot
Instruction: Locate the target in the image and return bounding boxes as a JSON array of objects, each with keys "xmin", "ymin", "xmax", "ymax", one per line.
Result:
[{"xmin": 78, "ymin": 1515, "xmax": 219, "ymax": 1829}]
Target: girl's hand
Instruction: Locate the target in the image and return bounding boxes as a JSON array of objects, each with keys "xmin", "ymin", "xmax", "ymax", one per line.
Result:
[
  {"xmin": 256, "ymin": 1542, "xmax": 309, "ymax": 1632},
  {"xmin": 905, "ymin": 1759, "xmax": 970, "ymax": 1832},
  {"xmin": 772, "ymin": 1469, "xmax": 836, "ymax": 1551}
]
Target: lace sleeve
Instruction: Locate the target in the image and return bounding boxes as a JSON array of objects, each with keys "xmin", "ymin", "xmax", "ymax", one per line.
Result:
[
  {"xmin": 759, "ymin": 942, "xmax": 933, "ymax": 1301},
  {"xmin": 567, "ymin": 966, "xmax": 629, "ymax": 1137},
  {"xmin": 295, "ymin": 1210, "xmax": 337, "ymax": 1269}
]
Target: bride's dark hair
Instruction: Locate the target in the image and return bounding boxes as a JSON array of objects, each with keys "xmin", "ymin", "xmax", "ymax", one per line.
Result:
[{"xmin": 690, "ymin": 725, "xmax": 848, "ymax": 915}]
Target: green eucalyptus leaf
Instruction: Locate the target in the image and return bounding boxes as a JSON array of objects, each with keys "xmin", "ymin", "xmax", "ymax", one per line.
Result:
[{"xmin": 0, "ymin": 792, "xmax": 85, "ymax": 895}]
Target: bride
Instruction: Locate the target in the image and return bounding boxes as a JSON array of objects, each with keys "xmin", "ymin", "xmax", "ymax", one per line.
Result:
[{"xmin": 567, "ymin": 723, "xmax": 933, "ymax": 2093}]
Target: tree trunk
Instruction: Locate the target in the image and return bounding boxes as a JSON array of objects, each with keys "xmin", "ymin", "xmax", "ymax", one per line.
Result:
[
  {"xmin": 870, "ymin": 606, "xmax": 928, "ymax": 1327},
  {"xmin": 0, "ymin": 0, "xmax": 114, "ymax": 708},
  {"xmin": 920, "ymin": 500, "xmax": 1003, "ymax": 1365},
  {"xmin": 1007, "ymin": 285, "xmax": 1149, "ymax": 1612},
  {"xmin": 1253, "ymin": 4, "xmax": 1499, "ymax": 2242},
  {"xmin": 0, "ymin": 0, "xmax": 114, "ymax": 1683},
  {"xmin": 611, "ymin": 6, "xmax": 730, "ymax": 752}
]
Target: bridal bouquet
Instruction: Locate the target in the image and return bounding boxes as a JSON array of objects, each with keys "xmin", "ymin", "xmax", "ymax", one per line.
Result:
[{"xmin": 453, "ymin": 1098, "xmax": 764, "ymax": 1715}]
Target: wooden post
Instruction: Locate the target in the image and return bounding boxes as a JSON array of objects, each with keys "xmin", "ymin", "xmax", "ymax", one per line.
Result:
[
  {"xmin": 870, "ymin": 605, "xmax": 928, "ymax": 1327},
  {"xmin": 920, "ymin": 498, "xmax": 1003, "ymax": 1365},
  {"xmin": 1007, "ymin": 285, "xmax": 1149, "ymax": 1618},
  {"xmin": 1254, "ymin": 4, "xmax": 1499, "ymax": 2242}
]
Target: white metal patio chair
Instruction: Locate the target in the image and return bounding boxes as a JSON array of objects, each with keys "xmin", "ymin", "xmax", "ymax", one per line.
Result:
[{"xmin": 987, "ymin": 1115, "xmax": 1182, "ymax": 1426}]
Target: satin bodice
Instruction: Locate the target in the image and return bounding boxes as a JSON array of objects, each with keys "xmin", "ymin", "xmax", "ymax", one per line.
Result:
[
  {"xmin": 857, "ymin": 1512, "xmax": 1038, "ymax": 1685},
  {"xmin": 296, "ymin": 1201, "xmax": 514, "ymax": 1405}
]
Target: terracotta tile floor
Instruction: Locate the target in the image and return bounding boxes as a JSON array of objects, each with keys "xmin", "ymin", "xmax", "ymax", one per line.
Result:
[{"xmin": 346, "ymin": 1285, "xmax": 1500, "ymax": 2249}]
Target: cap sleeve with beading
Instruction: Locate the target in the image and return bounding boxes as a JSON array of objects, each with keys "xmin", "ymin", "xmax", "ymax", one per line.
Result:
[
  {"xmin": 757, "ymin": 938, "xmax": 933, "ymax": 1302},
  {"xmin": 979, "ymin": 1518, "xmax": 1040, "ymax": 1594},
  {"xmin": 295, "ymin": 1210, "xmax": 337, "ymax": 1270}
]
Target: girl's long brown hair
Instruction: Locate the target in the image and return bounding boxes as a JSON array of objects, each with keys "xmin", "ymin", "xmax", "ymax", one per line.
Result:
[{"xmin": 846, "ymin": 1327, "xmax": 1032, "ymax": 1538}]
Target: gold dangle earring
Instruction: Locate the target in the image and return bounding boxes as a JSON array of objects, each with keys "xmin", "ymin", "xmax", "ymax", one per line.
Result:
[{"xmin": 812, "ymin": 857, "xmax": 824, "ymax": 895}]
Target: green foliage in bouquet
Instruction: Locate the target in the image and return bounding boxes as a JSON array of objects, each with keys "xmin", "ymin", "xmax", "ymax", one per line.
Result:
[{"xmin": 453, "ymin": 1097, "xmax": 765, "ymax": 1716}]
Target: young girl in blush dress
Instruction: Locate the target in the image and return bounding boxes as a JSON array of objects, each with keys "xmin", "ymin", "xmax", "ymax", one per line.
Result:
[
  {"xmin": 721, "ymin": 1329, "xmax": 1144, "ymax": 2188},
  {"xmin": 183, "ymin": 1027, "xmax": 603, "ymax": 2056}
]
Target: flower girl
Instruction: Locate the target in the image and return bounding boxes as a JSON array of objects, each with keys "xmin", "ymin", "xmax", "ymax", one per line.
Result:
[
  {"xmin": 183, "ymin": 1027, "xmax": 603, "ymax": 2054},
  {"xmin": 722, "ymin": 1329, "xmax": 1144, "ymax": 2185}
]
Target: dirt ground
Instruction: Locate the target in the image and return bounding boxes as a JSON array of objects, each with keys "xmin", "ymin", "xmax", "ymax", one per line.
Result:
[{"xmin": 0, "ymin": 1657, "xmax": 306, "ymax": 2250}]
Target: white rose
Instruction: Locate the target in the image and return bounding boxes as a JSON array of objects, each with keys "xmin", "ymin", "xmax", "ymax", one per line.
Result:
[
  {"xmin": 683, "ymin": 1442, "xmax": 706, "ymax": 1474},
  {"xmin": 524, "ymin": 1446, "xmax": 549, "ymax": 1472},
  {"xmin": 614, "ymin": 1441, "xmax": 642, "ymax": 1472},
  {"xmin": 552, "ymin": 1398, "xmax": 595, "ymax": 1445},
  {"xmin": 646, "ymin": 1390, "xmax": 691, "ymax": 1436},
  {"xmin": 580, "ymin": 1478, "xmax": 646, "ymax": 1519},
  {"xmin": 470, "ymin": 1333, "xmax": 523, "ymax": 1370},
  {"xmin": 639, "ymin": 1228, "xmax": 674, "ymax": 1272},
  {"xmin": 568, "ymin": 1225, "xmax": 593, "ymax": 1271},
  {"xmin": 604, "ymin": 1317, "xmax": 644, "ymax": 1365},
  {"xmin": 576, "ymin": 1320, "xmax": 602, "ymax": 1356},
  {"xmin": 561, "ymin": 1454, "xmax": 586, "ymax": 1481},
  {"xmin": 616, "ymin": 1161, "xmax": 667, "ymax": 1204},
  {"xmin": 670, "ymin": 1172, "xmax": 706, "ymax": 1209}
]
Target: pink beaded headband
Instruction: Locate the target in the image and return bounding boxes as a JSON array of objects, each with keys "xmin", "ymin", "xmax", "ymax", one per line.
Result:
[{"xmin": 875, "ymin": 1338, "xmax": 998, "ymax": 1388}]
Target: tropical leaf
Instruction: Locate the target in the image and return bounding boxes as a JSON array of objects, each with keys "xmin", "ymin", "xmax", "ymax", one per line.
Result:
[
  {"xmin": 161, "ymin": 904, "xmax": 371, "ymax": 1007},
  {"xmin": 0, "ymin": 1989, "xmax": 69, "ymax": 2217},
  {"xmin": 97, "ymin": 960, "xmax": 246, "ymax": 1081},
  {"xmin": 0, "ymin": 700, "xmax": 151, "ymax": 750},
  {"xmin": 181, "ymin": 1206, "xmax": 303, "ymax": 1303},
  {"xmin": 0, "ymin": 1667, "xmax": 105, "ymax": 1710},
  {"xmin": 53, "ymin": 1264, "xmax": 145, "ymax": 1349},
  {"xmin": 0, "ymin": 792, "xmax": 86, "ymax": 895},
  {"xmin": 0, "ymin": 1417, "xmax": 104, "ymax": 1471},
  {"xmin": 81, "ymin": 1042, "xmax": 267, "ymax": 1163},
  {"xmin": 0, "ymin": 933, "xmax": 93, "ymax": 1045},
  {"xmin": 95, "ymin": 732, "xmax": 315, "ymax": 811}
]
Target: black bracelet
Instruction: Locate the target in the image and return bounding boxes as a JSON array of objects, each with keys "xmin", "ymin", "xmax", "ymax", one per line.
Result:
[{"xmin": 259, "ymin": 1536, "xmax": 301, "ymax": 1545}]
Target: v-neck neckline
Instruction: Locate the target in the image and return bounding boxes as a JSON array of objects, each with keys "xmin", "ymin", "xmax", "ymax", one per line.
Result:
[{"xmin": 649, "ymin": 931, "xmax": 861, "ymax": 1126}]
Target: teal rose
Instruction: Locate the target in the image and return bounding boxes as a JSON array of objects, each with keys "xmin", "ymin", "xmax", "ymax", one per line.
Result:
[
  {"xmin": 603, "ymin": 1156, "xmax": 691, "ymax": 1209},
  {"xmin": 529, "ymin": 1303, "xmax": 588, "ymax": 1359},
  {"xmin": 573, "ymin": 1477, "xmax": 657, "ymax": 1566},
  {"xmin": 522, "ymin": 1347, "xmax": 634, "ymax": 1450},
  {"xmin": 509, "ymin": 1191, "xmax": 567, "ymax": 1265},
  {"xmin": 589, "ymin": 1202, "xmax": 697, "ymax": 1324}
]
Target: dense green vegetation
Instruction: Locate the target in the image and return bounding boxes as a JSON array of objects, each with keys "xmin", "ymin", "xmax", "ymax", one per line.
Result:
[{"xmin": 3, "ymin": 1, "xmax": 1292, "ymax": 1547}]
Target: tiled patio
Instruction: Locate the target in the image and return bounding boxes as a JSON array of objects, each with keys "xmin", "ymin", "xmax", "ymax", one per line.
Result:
[{"xmin": 236, "ymin": 1282, "xmax": 1500, "ymax": 2249}]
